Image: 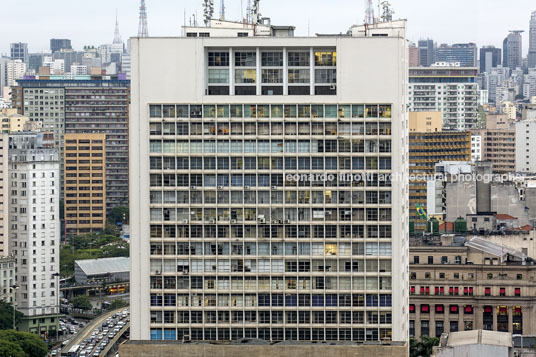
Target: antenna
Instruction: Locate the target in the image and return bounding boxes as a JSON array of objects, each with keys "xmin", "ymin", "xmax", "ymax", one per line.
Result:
[
  {"xmin": 364, "ymin": 0, "xmax": 374, "ymax": 25},
  {"xmin": 251, "ymin": 0, "xmax": 261, "ymax": 24},
  {"xmin": 113, "ymin": 9, "xmax": 122, "ymax": 44},
  {"xmin": 203, "ymin": 0, "xmax": 214, "ymax": 26},
  {"xmin": 220, "ymin": 0, "xmax": 225, "ymax": 20},
  {"xmin": 246, "ymin": 0, "xmax": 252, "ymax": 24},
  {"xmin": 380, "ymin": 1, "xmax": 394, "ymax": 22},
  {"xmin": 138, "ymin": 0, "xmax": 149, "ymax": 37}
]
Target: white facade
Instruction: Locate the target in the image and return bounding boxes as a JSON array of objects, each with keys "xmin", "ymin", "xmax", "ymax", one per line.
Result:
[
  {"xmin": 0, "ymin": 256, "xmax": 16, "ymax": 303},
  {"xmin": 130, "ymin": 20, "xmax": 409, "ymax": 343},
  {"xmin": 0, "ymin": 134, "xmax": 8, "ymax": 256},
  {"xmin": 70, "ymin": 65, "xmax": 88, "ymax": 75},
  {"xmin": 426, "ymin": 161, "xmax": 473, "ymax": 216},
  {"xmin": 516, "ymin": 119, "xmax": 536, "ymax": 173},
  {"xmin": 471, "ymin": 134, "xmax": 482, "ymax": 162},
  {"xmin": 408, "ymin": 66, "xmax": 478, "ymax": 131},
  {"xmin": 6, "ymin": 59, "xmax": 26, "ymax": 87},
  {"xmin": 478, "ymin": 90, "xmax": 488, "ymax": 106},
  {"xmin": 8, "ymin": 134, "xmax": 60, "ymax": 318}
]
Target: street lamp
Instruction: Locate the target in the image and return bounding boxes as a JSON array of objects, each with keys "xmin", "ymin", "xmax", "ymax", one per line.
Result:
[
  {"xmin": 52, "ymin": 272, "xmax": 61, "ymax": 341},
  {"xmin": 9, "ymin": 284, "xmax": 19, "ymax": 330}
]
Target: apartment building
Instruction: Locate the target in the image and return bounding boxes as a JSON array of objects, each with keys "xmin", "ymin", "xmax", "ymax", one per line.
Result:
[
  {"xmin": 409, "ymin": 66, "xmax": 478, "ymax": 131},
  {"xmin": 0, "ymin": 108, "xmax": 29, "ymax": 133},
  {"xmin": 130, "ymin": 19, "xmax": 409, "ymax": 343},
  {"xmin": 472, "ymin": 129, "xmax": 515, "ymax": 174},
  {"xmin": 410, "ymin": 235, "xmax": 536, "ymax": 339},
  {"xmin": 15, "ymin": 78, "xmax": 129, "ymax": 211},
  {"xmin": 8, "ymin": 133, "xmax": 60, "ymax": 336},
  {"xmin": 0, "ymin": 256, "xmax": 16, "ymax": 303},
  {"xmin": 516, "ymin": 119, "xmax": 536, "ymax": 173},
  {"xmin": 409, "ymin": 131, "xmax": 471, "ymax": 230},
  {"xmin": 64, "ymin": 133, "xmax": 106, "ymax": 236}
]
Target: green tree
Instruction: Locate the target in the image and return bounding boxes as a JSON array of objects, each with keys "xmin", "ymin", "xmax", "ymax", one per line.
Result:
[
  {"xmin": 72, "ymin": 296, "xmax": 92, "ymax": 311},
  {"xmin": 108, "ymin": 299, "xmax": 128, "ymax": 310},
  {"xmin": 0, "ymin": 340, "xmax": 25, "ymax": 357},
  {"xmin": 0, "ymin": 330, "xmax": 48, "ymax": 357},
  {"xmin": 0, "ymin": 301, "xmax": 23, "ymax": 330},
  {"xmin": 410, "ymin": 336, "xmax": 439, "ymax": 357},
  {"xmin": 107, "ymin": 206, "xmax": 129, "ymax": 225}
]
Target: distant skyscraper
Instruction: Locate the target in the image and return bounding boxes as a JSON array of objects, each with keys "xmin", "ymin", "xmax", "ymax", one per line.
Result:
[
  {"xmin": 435, "ymin": 43, "xmax": 477, "ymax": 67},
  {"xmin": 503, "ymin": 31, "xmax": 523, "ymax": 70},
  {"xmin": 114, "ymin": 11, "xmax": 123, "ymax": 45},
  {"xmin": 10, "ymin": 43, "xmax": 28, "ymax": 63},
  {"xmin": 529, "ymin": 12, "xmax": 536, "ymax": 68},
  {"xmin": 409, "ymin": 43, "xmax": 419, "ymax": 67},
  {"xmin": 50, "ymin": 39, "xmax": 71, "ymax": 53},
  {"xmin": 418, "ymin": 39, "xmax": 434, "ymax": 67},
  {"xmin": 479, "ymin": 46, "xmax": 501, "ymax": 73},
  {"xmin": 138, "ymin": 0, "xmax": 149, "ymax": 37}
]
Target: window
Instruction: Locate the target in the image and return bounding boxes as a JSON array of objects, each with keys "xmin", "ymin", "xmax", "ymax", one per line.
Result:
[
  {"xmin": 515, "ymin": 288, "xmax": 521, "ymax": 297},
  {"xmin": 208, "ymin": 52, "xmax": 230, "ymax": 66},
  {"xmin": 499, "ymin": 287, "xmax": 506, "ymax": 296},
  {"xmin": 208, "ymin": 69, "xmax": 229, "ymax": 83},
  {"xmin": 484, "ymin": 287, "xmax": 491, "ymax": 296},
  {"xmin": 261, "ymin": 52, "xmax": 283, "ymax": 66},
  {"xmin": 314, "ymin": 51, "xmax": 336, "ymax": 66},
  {"xmin": 235, "ymin": 69, "xmax": 256, "ymax": 83},
  {"xmin": 315, "ymin": 69, "xmax": 336, "ymax": 83},
  {"xmin": 235, "ymin": 52, "xmax": 256, "ymax": 66},
  {"xmin": 288, "ymin": 52, "xmax": 310, "ymax": 66},
  {"xmin": 262, "ymin": 69, "xmax": 283, "ymax": 83},
  {"xmin": 420, "ymin": 304, "xmax": 430, "ymax": 313},
  {"xmin": 288, "ymin": 69, "xmax": 310, "ymax": 83},
  {"xmin": 435, "ymin": 304, "xmax": 444, "ymax": 314}
]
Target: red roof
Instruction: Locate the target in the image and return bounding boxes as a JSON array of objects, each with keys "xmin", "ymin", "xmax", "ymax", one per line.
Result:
[
  {"xmin": 520, "ymin": 225, "xmax": 533, "ymax": 231},
  {"xmin": 439, "ymin": 222, "xmax": 454, "ymax": 232},
  {"xmin": 496, "ymin": 214, "xmax": 517, "ymax": 220}
]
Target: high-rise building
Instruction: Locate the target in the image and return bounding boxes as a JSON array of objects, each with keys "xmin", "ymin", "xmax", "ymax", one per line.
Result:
[
  {"xmin": 409, "ymin": 131, "xmax": 471, "ymax": 230},
  {"xmin": 408, "ymin": 65, "xmax": 479, "ymax": 131},
  {"xmin": 0, "ymin": 134, "xmax": 8, "ymax": 256},
  {"xmin": 8, "ymin": 133, "xmax": 60, "ymax": 336},
  {"xmin": 130, "ymin": 19, "xmax": 409, "ymax": 343},
  {"xmin": 50, "ymin": 39, "xmax": 71, "ymax": 54},
  {"xmin": 479, "ymin": 46, "xmax": 501, "ymax": 73},
  {"xmin": 503, "ymin": 31, "xmax": 523, "ymax": 70},
  {"xmin": 6, "ymin": 60, "xmax": 26, "ymax": 88},
  {"xmin": 409, "ymin": 43, "xmax": 420, "ymax": 67},
  {"xmin": 10, "ymin": 43, "xmax": 28, "ymax": 64},
  {"xmin": 472, "ymin": 129, "xmax": 515, "ymax": 174},
  {"xmin": 64, "ymin": 133, "xmax": 106, "ymax": 236},
  {"xmin": 515, "ymin": 119, "xmax": 536, "ymax": 173},
  {"xmin": 0, "ymin": 256, "xmax": 16, "ymax": 302},
  {"xmin": 418, "ymin": 39, "xmax": 434, "ymax": 67},
  {"xmin": 16, "ymin": 77, "xmax": 130, "ymax": 211},
  {"xmin": 0, "ymin": 108, "xmax": 29, "ymax": 133},
  {"xmin": 529, "ymin": 12, "xmax": 536, "ymax": 68},
  {"xmin": 52, "ymin": 50, "xmax": 83, "ymax": 72},
  {"xmin": 435, "ymin": 43, "xmax": 477, "ymax": 67}
]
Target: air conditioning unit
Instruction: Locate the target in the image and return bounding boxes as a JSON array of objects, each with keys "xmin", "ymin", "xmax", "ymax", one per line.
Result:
[
  {"xmin": 330, "ymin": 84, "xmax": 337, "ymax": 90},
  {"xmin": 217, "ymin": 186, "xmax": 224, "ymax": 189},
  {"xmin": 258, "ymin": 218, "xmax": 266, "ymax": 224},
  {"xmin": 271, "ymin": 186, "xmax": 277, "ymax": 190},
  {"xmin": 190, "ymin": 186, "xmax": 196, "ymax": 190},
  {"xmin": 284, "ymin": 219, "xmax": 290, "ymax": 224},
  {"xmin": 183, "ymin": 219, "xmax": 189, "ymax": 224},
  {"xmin": 272, "ymin": 220, "xmax": 279, "ymax": 224},
  {"xmin": 209, "ymin": 219, "xmax": 215, "ymax": 224},
  {"xmin": 244, "ymin": 186, "xmax": 250, "ymax": 190},
  {"xmin": 231, "ymin": 219, "xmax": 237, "ymax": 223}
]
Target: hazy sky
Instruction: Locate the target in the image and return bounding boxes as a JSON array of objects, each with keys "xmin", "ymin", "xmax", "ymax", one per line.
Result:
[{"xmin": 1, "ymin": 0, "xmax": 535, "ymax": 54}]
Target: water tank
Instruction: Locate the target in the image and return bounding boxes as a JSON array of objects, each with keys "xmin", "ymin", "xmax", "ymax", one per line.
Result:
[
  {"xmin": 428, "ymin": 218, "xmax": 439, "ymax": 234},
  {"xmin": 409, "ymin": 220, "xmax": 415, "ymax": 235},
  {"xmin": 455, "ymin": 217, "xmax": 467, "ymax": 233}
]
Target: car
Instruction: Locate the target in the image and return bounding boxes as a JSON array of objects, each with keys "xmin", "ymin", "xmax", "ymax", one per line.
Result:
[
  {"xmin": 93, "ymin": 353, "xmax": 100, "ymax": 357},
  {"xmin": 108, "ymin": 332, "xmax": 114, "ymax": 338},
  {"xmin": 79, "ymin": 323, "xmax": 84, "ymax": 327}
]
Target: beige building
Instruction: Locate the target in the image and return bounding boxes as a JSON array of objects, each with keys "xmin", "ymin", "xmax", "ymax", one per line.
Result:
[
  {"xmin": 410, "ymin": 235, "xmax": 536, "ymax": 339},
  {"xmin": 0, "ymin": 134, "xmax": 8, "ymax": 256},
  {"xmin": 0, "ymin": 256, "xmax": 16, "ymax": 303},
  {"xmin": 0, "ymin": 108, "xmax": 28, "ymax": 133},
  {"xmin": 64, "ymin": 133, "xmax": 106, "ymax": 236},
  {"xmin": 485, "ymin": 113, "xmax": 514, "ymax": 130},
  {"xmin": 409, "ymin": 111, "xmax": 442, "ymax": 133},
  {"xmin": 471, "ymin": 129, "xmax": 515, "ymax": 174}
]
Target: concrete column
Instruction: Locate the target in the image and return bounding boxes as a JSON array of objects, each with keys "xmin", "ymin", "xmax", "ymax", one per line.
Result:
[
  {"xmin": 229, "ymin": 48, "xmax": 234, "ymax": 96},
  {"xmin": 310, "ymin": 48, "xmax": 315, "ymax": 95},
  {"xmin": 256, "ymin": 47, "xmax": 261, "ymax": 95},
  {"xmin": 283, "ymin": 48, "xmax": 288, "ymax": 95},
  {"xmin": 493, "ymin": 305, "xmax": 497, "ymax": 331},
  {"xmin": 508, "ymin": 306, "xmax": 513, "ymax": 333}
]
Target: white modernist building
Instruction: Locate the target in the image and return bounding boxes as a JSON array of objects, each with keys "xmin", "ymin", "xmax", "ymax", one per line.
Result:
[
  {"xmin": 8, "ymin": 133, "xmax": 60, "ymax": 327},
  {"xmin": 516, "ymin": 119, "xmax": 536, "ymax": 173},
  {"xmin": 471, "ymin": 134, "xmax": 482, "ymax": 162},
  {"xmin": 130, "ymin": 18, "xmax": 409, "ymax": 343}
]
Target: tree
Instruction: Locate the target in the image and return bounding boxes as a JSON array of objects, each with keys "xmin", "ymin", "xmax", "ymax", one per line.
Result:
[
  {"xmin": 0, "ymin": 340, "xmax": 25, "ymax": 357},
  {"xmin": 108, "ymin": 299, "xmax": 128, "ymax": 310},
  {"xmin": 410, "ymin": 336, "xmax": 439, "ymax": 357},
  {"xmin": 0, "ymin": 301, "xmax": 23, "ymax": 330},
  {"xmin": 72, "ymin": 296, "xmax": 92, "ymax": 311},
  {"xmin": 0, "ymin": 330, "xmax": 48, "ymax": 357},
  {"xmin": 107, "ymin": 206, "xmax": 129, "ymax": 225}
]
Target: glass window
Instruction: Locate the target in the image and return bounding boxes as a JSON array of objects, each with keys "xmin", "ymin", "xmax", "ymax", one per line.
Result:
[
  {"xmin": 315, "ymin": 69, "xmax": 336, "ymax": 83},
  {"xmin": 235, "ymin": 69, "xmax": 256, "ymax": 83},
  {"xmin": 231, "ymin": 105, "xmax": 243, "ymax": 118},
  {"xmin": 288, "ymin": 69, "xmax": 310, "ymax": 83},
  {"xmin": 271, "ymin": 105, "xmax": 283, "ymax": 118},
  {"xmin": 208, "ymin": 69, "xmax": 229, "ymax": 84},
  {"xmin": 235, "ymin": 52, "xmax": 256, "ymax": 66},
  {"xmin": 208, "ymin": 52, "xmax": 230, "ymax": 66},
  {"xmin": 150, "ymin": 105, "xmax": 162, "ymax": 118},
  {"xmin": 314, "ymin": 51, "xmax": 336, "ymax": 66},
  {"xmin": 262, "ymin": 69, "xmax": 283, "ymax": 84},
  {"xmin": 288, "ymin": 52, "xmax": 310, "ymax": 66},
  {"xmin": 261, "ymin": 52, "xmax": 283, "ymax": 66}
]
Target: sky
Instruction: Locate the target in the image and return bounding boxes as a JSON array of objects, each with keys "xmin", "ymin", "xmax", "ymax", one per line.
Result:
[{"xmin": 1, "ymin": 0, "xmax": 535, "ymax": 55}]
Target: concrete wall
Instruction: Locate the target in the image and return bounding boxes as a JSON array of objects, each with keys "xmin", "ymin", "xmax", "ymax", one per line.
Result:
[
  {"xmin": 119, "ymin": 342, "xmax": 409, "ymax": 357},
  {"xmin": 435, "ymin": 344, "xmax": 508, "ymax": 357}
]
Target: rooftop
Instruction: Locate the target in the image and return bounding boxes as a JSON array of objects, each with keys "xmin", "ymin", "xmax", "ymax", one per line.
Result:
[
  {"xmin": 75, "ymin": 257, "xmax": 129, "ymax": 276},
  {"xmin": 465, "ymin": 236, "xmax": 527, "ymax": 261}
]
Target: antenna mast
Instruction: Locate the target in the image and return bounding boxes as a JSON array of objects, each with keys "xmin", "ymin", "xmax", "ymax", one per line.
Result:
[
  {"xmin": 138, "ymin": 0, "xmax": 149, "ymax": 37},
  {"xmin": 380, "ymin": 1, "xmax": 394, "ymax": 22},
  {"xmin": 220, "ymin": 0, "xmax": 225, "ymax": 20},
  {"xmin": 364, "ymin": 0, "xmax": 374, "ymax": 25},
  {"xmin": 251, "ymin": 0, "xmax": 261, "ymax": 24},
  {"xmin": 203, "ymin": 0, "xmax": 214, "ymax": 26}
]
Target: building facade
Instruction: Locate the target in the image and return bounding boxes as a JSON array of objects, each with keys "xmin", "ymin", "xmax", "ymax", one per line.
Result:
[
  {"xmin": 503, "ymin": 31, "xmax": 523, "ymax": 70},
  {"xmin": 16, "ymin": 78, "xmax": 129, "ymax": 211},
  {"xmin": 408, "ymin": 66, "xmax": 478, "ymax": 131},
  {"xmin": 418, "ymin": 39, "xmax": 435, "ymax": 67},
  {"xmin": 0, "ymin": 256, "xmax": 16, "ymax": 303},
  {"xmin": 130, "ymin": 20, "xmax": 409, "ymax": 343},
  {"xmin": 409, "ymin": 131, "xmax": 471, "ymax": 230},
  {"xmin": 480, "ymin": 46, "xmax": 502, "ymax": 73},
  {"xmin": 410, "ymin": 236, "xmax": 536, "ymax": 339},
  {"xmin": 529, "ymin": 12, "xmax": 536, "ymax": 69},
  {"xmin": 471, "ymin": 134, "xmax": 482, "ymax": 162},
  {"xmin": 435, "ymin": 43, "xmax": 477, "ymax": 67},
  {"xmin": 516, "ymin": 119, "xmax": 536, "ymax": 173},
  {"xmin": 10, "ymin": 43, "xmax": 29, "ymax": 64},
  {"xmin": 0, "ymin": 134, "xmax": 8, "ymax": 256},
  {"xmin": 64, "ymin": 133, "xmax": 106, "ymax": 236},
  {"xmin": 409, "ymin": 111, "xmax": 442, "ymax": 133},
  {"xmin": 472, "ymin": 129, "xmax": 515, "ymax": 174},
  {"xmin": 8, "ymin": 133, "xmax": 60, "ymax": 336},
  {"xmin": 0, "ymin": 108, "xmax": 28, "ymax": 133},
  {"xmin": 6, "ymin": 60, "xmax": 26, "ymax": 88},
  {"xmin": 50, "ymin": 39, "xmax": 71, "ymax": 54}
]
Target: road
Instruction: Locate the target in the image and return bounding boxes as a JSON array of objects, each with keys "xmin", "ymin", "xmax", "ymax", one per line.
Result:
[{"xmin": 60, "ymin": 307, "xmax": 125, "ymax": 355}]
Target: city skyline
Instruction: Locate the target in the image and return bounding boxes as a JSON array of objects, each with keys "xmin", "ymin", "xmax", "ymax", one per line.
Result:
[{"xmin": 1, "ymin": 0, "xmax": 536, "ymax": 58}]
